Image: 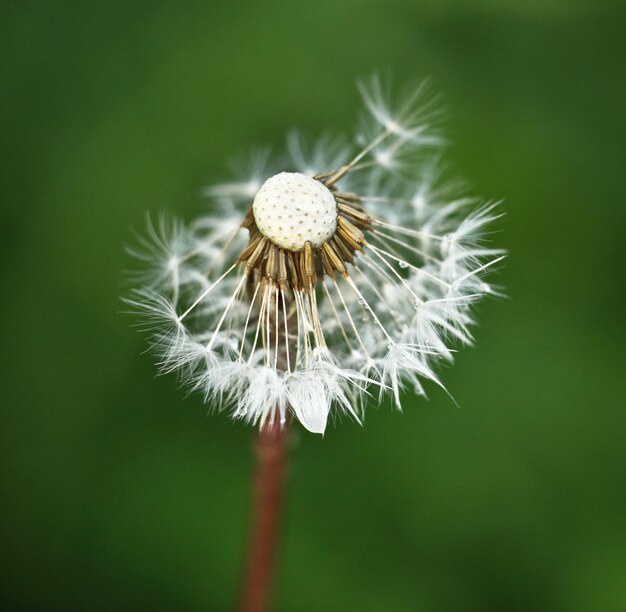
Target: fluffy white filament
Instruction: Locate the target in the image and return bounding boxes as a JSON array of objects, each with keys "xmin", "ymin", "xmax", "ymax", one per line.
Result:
[{"xmin": 128, "ymin": 77, "xmax": 503, "ymax": 434}]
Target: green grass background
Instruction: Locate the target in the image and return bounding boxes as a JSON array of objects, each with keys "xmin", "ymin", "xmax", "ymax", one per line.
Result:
[{"xmin": 2, "ymin": 1, "xmax": 625, "ymax": 610}]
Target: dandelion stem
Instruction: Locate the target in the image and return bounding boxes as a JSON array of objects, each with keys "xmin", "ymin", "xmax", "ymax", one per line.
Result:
[
  {"xmin": 239, "ymin": 419, "xmax": 289, "ymax": 612},
  {"xmin": 240, "ymin": 284, "xmax": 296, "ymax": 611}
]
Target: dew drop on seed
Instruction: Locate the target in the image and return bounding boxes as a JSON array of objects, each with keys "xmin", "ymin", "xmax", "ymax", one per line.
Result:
[
  {"xmin": 358, "ymin": 297, "xmax": 366, "ymax": 305},
  {"xmin": 398, "ymin": 260, "xmax": 409, "ymax": 269}
]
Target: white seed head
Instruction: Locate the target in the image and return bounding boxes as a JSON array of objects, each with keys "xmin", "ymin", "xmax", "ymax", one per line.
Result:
[
  {"xmin": 130, "ymin": 78, "xmax": 503, "ymax": 435},
  {"xmin": 252, "ymin": 172, "xmax": 337, "ymax": 251}
]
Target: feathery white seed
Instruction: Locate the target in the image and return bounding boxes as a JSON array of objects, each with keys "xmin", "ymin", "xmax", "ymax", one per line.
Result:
[
  {"xmin": 252, "ymin": 172, "xmax": 337, "ymax": 251},
  {"xmin": 128, "ymin": 78, "xmax": 503, "ymax": 435}
]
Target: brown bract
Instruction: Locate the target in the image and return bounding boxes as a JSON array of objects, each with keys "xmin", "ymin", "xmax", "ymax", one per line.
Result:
[{"xmin": 237, "ymin": 187, "xmax": 373, "ymax": 291}]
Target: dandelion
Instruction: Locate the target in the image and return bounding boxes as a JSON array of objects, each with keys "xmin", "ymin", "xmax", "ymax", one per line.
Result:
[
  {"xmin": 128, "ymin": 76, "xmax": 502, "ymax": 435},
  {"xmin": 126, "ymin": 76, "xmax": 503, "ymax": 611}
]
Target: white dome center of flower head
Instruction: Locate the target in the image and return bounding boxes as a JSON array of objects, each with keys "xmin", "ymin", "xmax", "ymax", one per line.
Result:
[{"xmin": 252, "ymin": 172, "xmax": 337, "ymax": 252}]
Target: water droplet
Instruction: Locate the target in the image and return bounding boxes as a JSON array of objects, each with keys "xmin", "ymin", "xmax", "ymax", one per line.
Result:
[
  {"xmin": 398, "ymin": 260, "xmax": 409, "ymax": 269},
  {"xmin": 358, "ymin": 297, "xmax": 366, "ymax": 305}
]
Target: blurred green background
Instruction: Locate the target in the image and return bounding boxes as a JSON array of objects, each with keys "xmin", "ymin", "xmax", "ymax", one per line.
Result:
[{"xmin": 2, "ymin": 1, "xmax": 625, "ymax": 610}]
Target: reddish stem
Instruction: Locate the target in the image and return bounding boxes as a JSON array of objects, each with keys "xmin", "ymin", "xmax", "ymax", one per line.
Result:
[{"xmin": 239, "ymin": 421, "xmax": 289, "ymax": 612}]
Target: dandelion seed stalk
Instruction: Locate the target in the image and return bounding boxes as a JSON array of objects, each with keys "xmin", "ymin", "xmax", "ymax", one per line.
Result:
[
  {"xmin": 239, "ymin": 420, "xmax": 289, "ymax": 612},
  {"xmin": 239, "ymin": 274, "xmax": 295, "ymax": 612}
]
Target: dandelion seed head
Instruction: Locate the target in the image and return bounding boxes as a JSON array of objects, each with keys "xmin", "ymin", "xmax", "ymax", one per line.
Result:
[{"xmin": 127, "ymin": 75, "xmax": 504, "ymax": 435}]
